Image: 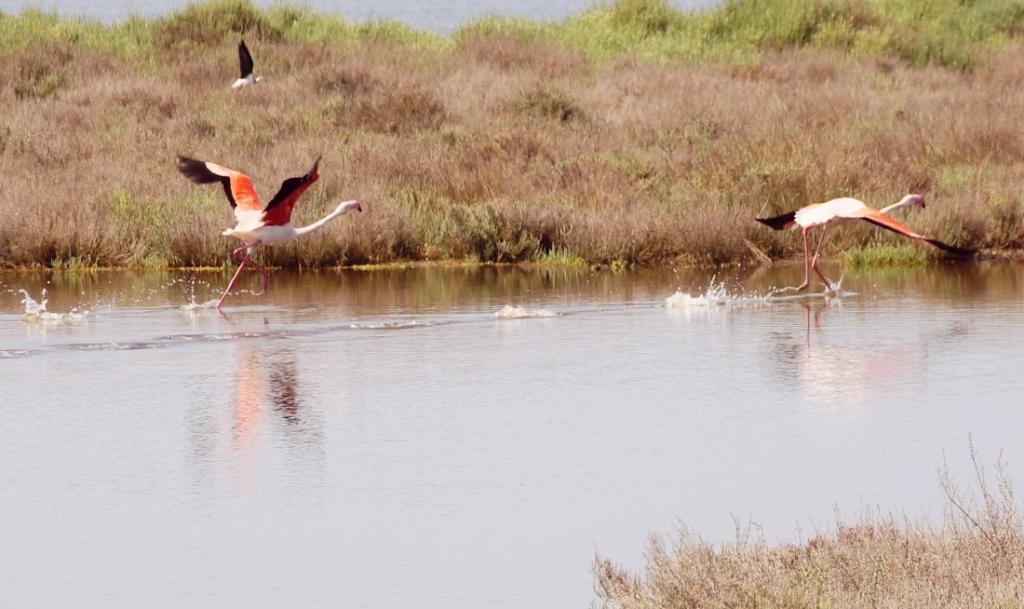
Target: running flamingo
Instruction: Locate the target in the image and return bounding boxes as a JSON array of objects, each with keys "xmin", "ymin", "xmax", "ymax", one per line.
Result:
[
  {"xmin": 756, "ymin": 194, "xmax": 972, "ymax": 293},
  {"xmin": 177, "ymin": 155, "xmax": 362, "ymax": 308},
  {"xmin": 231, "ymin": 40, "xmax": 263, "ymax": 91}
]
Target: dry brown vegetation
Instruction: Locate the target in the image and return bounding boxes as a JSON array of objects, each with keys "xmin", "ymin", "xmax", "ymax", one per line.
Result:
[
  {"xmin": 596, "ymin": 448, "xmax": 1024, "ymax": 608},
  {"xmin": 2, "ymin": 3, "xmax": 1024, "ymax": 269}
]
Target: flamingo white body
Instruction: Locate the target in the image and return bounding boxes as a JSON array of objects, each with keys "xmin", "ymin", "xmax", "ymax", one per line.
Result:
[
  {"xmin": 224, "ymin": 221, "xmax": 295, "ymax": 245},
  {"xmin": 794, "ymin": 197, "xmax": 876, "ymax": 227},
  {"xmin": 177, "ymin": 155, "xmax": 362, "ymax": 308},
  {"xmin": 757, "ymin": 194, "xmax": 972, "ymax": 293}
]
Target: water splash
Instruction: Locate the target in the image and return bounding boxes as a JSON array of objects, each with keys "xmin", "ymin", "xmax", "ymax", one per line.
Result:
[
  {"xmin": 664, "ymin": 279, "xmax": 735, "ymax": 308},
  {"xmin": 665, "ymin": 276, "xmax": 755, "ymax": 308},
  {"xmin": 348, "ymin": 320, "xmax": 435, "ymax": 330},
  {"xmin": 180, "ymin": 299, "xmax": 220, "ymax": 312},
  {"xmin": 495, "ymin": 305, "xmax": 558, "ymax": 319},
  {"xmin": 765, "ymin": 277, "xmax": 853, "ymax": 300},
  {"xmin": 666, "ymin": 277, "xmax": 849, "ymax": 309},
  {"xmin": 0, "ymin": 349, "xmax": 32, "ymax": 359},
  {"xmin": 19, "ymin": 289, "xmax": 88, "ymax": 324},
  {"xmin": 178, "ymin": 275, "xmax": 222, "ymax": 312}
]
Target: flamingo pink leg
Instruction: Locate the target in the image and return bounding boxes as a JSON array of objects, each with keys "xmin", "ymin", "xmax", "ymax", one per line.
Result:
[
  {"xmin": 795, "ymin": 227, "xmax": 811, "ymax": 291},
  {"xmin": 776, "ymin": 228, "xmax": 811, "ymax": 294},
  {"xmin": 810, "ymin": 225, "xmax": 836, "ymax": 293},
  {"xmin": 247, "ymin": 259, "xmax": 271, "ymax": 295},
  {"xmin": 233, "ymin": 242, "xmax": 268, "ymax": 293},
  {"xmin": 240, "ymin": 241, "xmax": 269, "ymax": 295},
  {"xmin": 217, "ymin": 256, "xmax": 250, "ymax": 309},
  {"xmin": 218, "ymin": 241, "xmax": 266, "ymax": 308}
]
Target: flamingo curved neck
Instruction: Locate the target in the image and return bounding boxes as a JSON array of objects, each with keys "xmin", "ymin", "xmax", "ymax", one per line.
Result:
[{"xmin": 293, "ymin": 202, "xmax": 358, "ymax": 238}]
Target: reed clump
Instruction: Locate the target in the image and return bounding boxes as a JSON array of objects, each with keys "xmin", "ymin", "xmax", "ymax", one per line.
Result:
[
  {"xmin": 596, "ymin": 449, "xmax": 1024, "ymax": 609},
  {"xmin": 843, "ymin": 242, "xmax": 928, "ymax": 266},
  {"xmin": 1, "ymin": 0, "xmax": 1024, "ymax": 269}
]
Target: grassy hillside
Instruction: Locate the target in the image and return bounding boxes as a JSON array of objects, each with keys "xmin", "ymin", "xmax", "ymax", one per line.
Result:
[{"xmin": 1, "ymin": 0, "xmax": 1022, "ymax": 269}]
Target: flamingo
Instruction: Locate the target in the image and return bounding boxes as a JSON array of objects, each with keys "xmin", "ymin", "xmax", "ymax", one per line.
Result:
[
  {"xmin": 176, "ymin": 155, "xmax": 363, "ymax": 308},
  {"xmin": 231, "ymin": 40, "xmax": 263, "ymax": 91},
  {"xmin": 756, "ymin": 194, "xmax": 973, "ymax": 293}
]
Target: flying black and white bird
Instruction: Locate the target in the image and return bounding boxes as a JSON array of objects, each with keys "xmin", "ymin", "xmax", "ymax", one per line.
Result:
[{"xmin": 231, "ymin": 39, "xmax": 263, "ymax": 90}]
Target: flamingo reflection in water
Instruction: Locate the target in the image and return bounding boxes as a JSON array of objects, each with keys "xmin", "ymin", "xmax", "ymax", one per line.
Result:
[
  {"xmin": 780, "ymin": 303, "xmax": 966, "ymax": 411},
  {"xmin": 184, "ymin": 342, "xmax": 325, "ymax": 492},
  {"xmin": 231, "ymin": 344, "xmax": 322, "ymax": 451}
]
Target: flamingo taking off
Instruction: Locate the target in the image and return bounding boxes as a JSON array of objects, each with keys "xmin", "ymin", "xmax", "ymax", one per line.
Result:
[
  {"xmin": 756, "ymin": 194, "xmax": 973, "ymax": 293},
  {"xmin": 177, "ymin": 155, "xmax": 362, "ymax": 308},
  {"xmin": 231, "ymin": 40, "xmax": 263, "ymax": 90}
]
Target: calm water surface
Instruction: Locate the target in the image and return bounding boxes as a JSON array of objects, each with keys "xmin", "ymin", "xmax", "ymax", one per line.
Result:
[
  {"xmin": 1, "ymin": 263, "xmax": 1023, "ymax": 609},
  {"xmin": 0, "ymin": 0, "xmax": 718, "ymax": 30}
]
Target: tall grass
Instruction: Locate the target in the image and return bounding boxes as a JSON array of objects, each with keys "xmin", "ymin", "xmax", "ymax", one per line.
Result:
[
  {"xmin": 460, "ymin": 0, "xmax": 1024, "ymax": 67},
  {"xmin": 597, "ymin": 446, "xmax": 1024, "ymax": 608},
  {"xmin": 5, "ymin": 0, "xmax": 1024, "ymax": 70},
  {"xmin": 1, "ymin": 0, "xmax": 1023, "ymax": 269}
]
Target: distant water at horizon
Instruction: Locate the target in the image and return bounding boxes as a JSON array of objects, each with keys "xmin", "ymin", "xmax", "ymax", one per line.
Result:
[{"xmin": 0, "ymin": 0, "xmax": 718, "ymax": 31}]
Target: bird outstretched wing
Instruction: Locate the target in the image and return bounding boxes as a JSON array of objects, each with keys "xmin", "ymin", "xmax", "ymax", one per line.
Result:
[
  {"xmin": 755, "ymin": 211, "xmax": 797, "ymax": 231},
  {"xmin": 238, "ymin": 39, "xmax": 254, "ymax": 79},
  {"xmin": 261, "ymin": 156, "xmax": 322, "ymax": 226},
  {"xmin": 862, "ymin": 212, "xmax": 974, "ymax": 256},
  {"xmin": 177, "ymin": 156, "xmax": 263, "ymax": 221}
]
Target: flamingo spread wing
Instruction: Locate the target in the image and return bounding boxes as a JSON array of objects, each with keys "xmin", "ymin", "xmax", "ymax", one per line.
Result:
[
  {"xmin": 755, "ymin": 211, "xmax": 797, "ymax": 231},
  {"xmin": 177, "ymin": 156, "xmax": 263, "ymax": 222},
  {"xmin": 860, "ymin": 211, "xmax": 974, "ymax": 255},
  {"xmin": 758, "ymin": 197, "xmax": 972, "ymax": 255},
  {"xmin": 261, "ymin": 156, "xmax": 321, "ymax": 226}
]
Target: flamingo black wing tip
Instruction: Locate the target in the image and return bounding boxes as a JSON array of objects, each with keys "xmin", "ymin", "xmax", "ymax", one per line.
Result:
[
  {"xmin": 927, "ymin": 239, "xmax": 976, "ymax": 258},
  {"xmin": 176, "ymin": 156, "xmax": 221, "ymax": 185},
  {"xmin": 755, "ymin": 211, "xmax": 797, "ymax": 231},
  {"xmin": 176, "ymin": 155, "xmax": 200, "ymax": 174},
  {"xmin": 308, "ymin": 154, "xmax": 323, "ymax": 178}
]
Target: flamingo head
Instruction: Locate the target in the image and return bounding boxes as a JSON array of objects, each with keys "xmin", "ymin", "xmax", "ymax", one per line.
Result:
[
  {"xmin": 337, "ymin": 200, "xmax": 363, "ymax": 214},
  {"xmin": 903, "ymin": 194, "xmax": 926, "ymax": 209}
]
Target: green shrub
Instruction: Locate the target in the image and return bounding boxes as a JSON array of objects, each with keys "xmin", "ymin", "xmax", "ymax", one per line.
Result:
[
  {"xmin": 154, "ymin": 0, "xmax": 282, "ymax": 48},
  {"xmin": 843, "ymin": 242, "xmax": 928, "ymax": 266}
]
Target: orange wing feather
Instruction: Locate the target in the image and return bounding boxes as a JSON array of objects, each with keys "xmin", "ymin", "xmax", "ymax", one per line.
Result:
[
  {"xmin": 177, "ymin": 156, "xmax": 263, "ymax": 221},
  {"xmin": 178, "ymin": 155, "xmax": 329, "ymax": 228},
  {"xmin": 862, "ymin": 212, "xmax": 974, "ymax": 256},
  {"xmin": 204, "ymin": 162, "xmax": 262, "ymax": 212},
  {"xmin": 863, "ymin": 211, "xmax": 926, "ymax": 239}
]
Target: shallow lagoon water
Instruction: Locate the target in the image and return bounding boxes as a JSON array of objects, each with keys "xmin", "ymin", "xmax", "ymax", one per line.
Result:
[{"xmin": 1, "ymin": 263, "xmax": 1023, "ymax": 608}]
